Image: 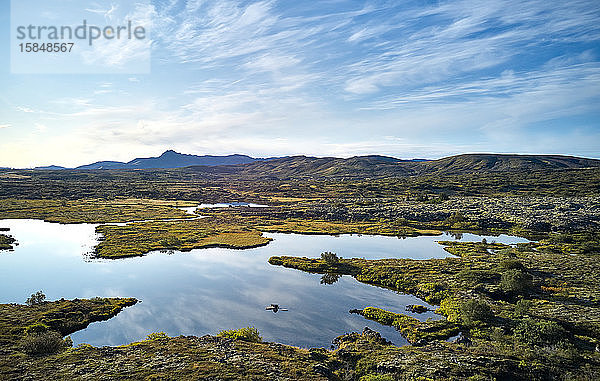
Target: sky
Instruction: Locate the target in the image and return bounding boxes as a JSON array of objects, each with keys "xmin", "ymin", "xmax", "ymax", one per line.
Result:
[{"xmin": 0, "ymin": 0, "xmax": 599, "ymax": 168}]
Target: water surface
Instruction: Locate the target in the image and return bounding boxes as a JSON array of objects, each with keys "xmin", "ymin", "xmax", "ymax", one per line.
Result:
[{"xmin": 0, "ymin": 219, "xmax": 527, "ymax": 348}]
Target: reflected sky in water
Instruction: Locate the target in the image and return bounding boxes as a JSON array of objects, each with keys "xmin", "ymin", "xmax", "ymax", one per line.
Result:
[{"xmin": 0, "ymin": 219, "xmax": 528, "ymax": 348}]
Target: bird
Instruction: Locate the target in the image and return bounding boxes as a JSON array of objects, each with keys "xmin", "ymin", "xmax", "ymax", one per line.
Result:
[{"xmin": 265, "ymin": 304, "xmax": 288, "ymax": 313}]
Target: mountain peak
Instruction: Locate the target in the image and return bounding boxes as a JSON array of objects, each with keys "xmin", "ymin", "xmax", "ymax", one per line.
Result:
[{"xmin": 160, "ymin": 149, "xmax": 180, "ymax": 156}]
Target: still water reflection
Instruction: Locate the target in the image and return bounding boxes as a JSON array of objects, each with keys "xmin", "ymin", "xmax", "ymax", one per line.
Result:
[{"xmin": 0, "ymin": 219, "xmax": 528, "ymax": 348}]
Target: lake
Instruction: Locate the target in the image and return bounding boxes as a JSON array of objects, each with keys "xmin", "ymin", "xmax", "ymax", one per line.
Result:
[{"xmin": 0, "ymin": 216, "xmax": 528, "ymax": 349}]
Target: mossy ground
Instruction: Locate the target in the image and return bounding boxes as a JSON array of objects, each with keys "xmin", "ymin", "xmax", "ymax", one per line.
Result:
[
  {"xmin": 1, "ymin": 170, "xmax": 599, "ymax": 379},
  {"xmin": 268, "ymin": 235, "xmax": 600, "ymax": 379},
  {"xmin": 95, "ymin": 216, "xmax": 272, "ymax": 258},
  {"xmin": 0, "ymin": 298, "xmax": 138, "ymax": 349},
  {"xmin": 0, "ymin": 198, "xmax": 196, "ymax": 224},
  {"xmin": 0, "ymin": 299, "xmax": 329, "ymax": 381}
]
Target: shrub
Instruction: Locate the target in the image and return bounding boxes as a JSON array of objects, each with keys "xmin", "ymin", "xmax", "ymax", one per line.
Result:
[
  {"xmin": 26, "ymin": 291, "xmax": 46, "ymax": 306},
  {"xmin": 24, "ymin": 323, "xmax": 49, "ymax": 335},
  {"xmin": 320, "ymin": 251, "xmax": 339, "ymax": 265},
  {"xmin": 146, "ymin": 332, "xmax": 169, "ymax": 341},
  {"xmin": 500, "ymin": 269, "xmax": 533, "ymax": 294},
  {"xmin": 460, "ymin": 299, "xmax": 493, "ymax": 326},
  {"xmin": 514, "ymin": 298, "xmax": 532, "ymax": 317},
  {"xmin": 457, "ymin": 269, "xmax": 498, "ymax": 286},
  {"xmin": 513, "ymin": 319, "xmax": 567, "ymax": 347},
  {"xmin": 499, "ymin": 259, "xmax": 525, "ymax": 271},
  {"xmin": 21, "ymin": 331, "xmax": 70, "ymax": 355},
  {"xmin": 217, "ymin": 327, "xmax": 262, "ymax": 343}
]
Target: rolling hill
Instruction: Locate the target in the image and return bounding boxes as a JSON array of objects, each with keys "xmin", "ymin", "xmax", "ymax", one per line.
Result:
[{"xmin": 182, "ymin": 153, "xmax": 600, "ymax": 179}]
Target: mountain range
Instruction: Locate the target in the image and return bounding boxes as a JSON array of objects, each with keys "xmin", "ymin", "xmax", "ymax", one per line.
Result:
[
  {"xmin": 34, "ymin": 150, "xmax": 259, "ymax": 170},
  {"xmin": 29, "ymin": 150, "xmax": 600, "ymax": 179}
]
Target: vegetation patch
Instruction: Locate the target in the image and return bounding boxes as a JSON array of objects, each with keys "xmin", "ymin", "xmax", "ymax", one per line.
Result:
[
  {"xmin": 354, "ymin": 307, "xmax": 459, "ymax": 344},
  {"xmin": 0, "ymin": 233, "xmax": 16, "ymax": 250},
  {"xmin": 0, "ymin": 198, "xmax": 196, "ymax": 224},
  {"xmin": 0, "ymin": 295, "xmax": 138, "ymax": 349},
  {"xmin": 217, "ymin": 327, "xmax": 262, "ymax": 343},
  {"xmin": 95, "ymin": 216, "xmax": 271, "ymax": 258}
]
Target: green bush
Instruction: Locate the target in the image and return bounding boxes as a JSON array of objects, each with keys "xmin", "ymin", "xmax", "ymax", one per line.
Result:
[
  {"xmin": 445, "ymin": 211, "xmax": 466, "ymax": 224},
  {"xmin": 500, "ymin": 269, "xmax": 533, "ymax": 294},
  {"xmin": 457, "ymin": 269, "xmax": 498, "ymax": 286},
  {"xmin": 217, "ymin": 327, "xmax": 262, "ymax": 343},
  {"xmin": 498, "ymin": 259, "xmax": 525, "ymax": 271},
  {"xmin": 514, "ymin": 298, "xmax": 532, "ymax": 317},
  {"xmin": 513, "ymin": 319, "xmax": 567, "ymax": 347},
  {"xmin": 146, "ymin": 332, "xmax": 169, "ymax": 341},
  {"xmin": 320, "ymin": 251, "xmax": 340, "ymax": 265},
  {"xmin": 21, "ymin": 331, "xmax": 70, "ymax": 355},
  {"xmin": 460, "ymin": 299, "xmax": 493, "ymax": 326}
]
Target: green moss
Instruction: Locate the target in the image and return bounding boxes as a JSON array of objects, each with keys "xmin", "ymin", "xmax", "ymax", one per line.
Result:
[
  {"xmin": 359, "ymin": 307, "xmax": 460, "ymax": 344},
  {"xmin": 0, "ymin": 297, "xmax": 138, "ymax": 348},
  {"xmin": 0, "ymin": 198, "xmax": 196, "ymax": 224},
  {"xmin": 95, "ymin": 216, "xmax": 272, "ymax": 258},
  {"xmin": 217, "ymin": 327, "xmax": 262, "ymax": 343}
]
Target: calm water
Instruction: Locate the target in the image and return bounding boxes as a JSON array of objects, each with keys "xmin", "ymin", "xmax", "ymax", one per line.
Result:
[{"xmin": 0, "ymin": 218, "xmax": 528, "ymax": 348}]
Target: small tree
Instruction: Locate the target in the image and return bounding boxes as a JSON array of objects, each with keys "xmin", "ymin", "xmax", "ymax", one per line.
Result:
[
  {"xmin": 501, "ymin": 270, "xmax": 533, "ymax": 295},
  {"xmin": 26, "ymin": 291, "xmax": 46, "ymax": 306},
  {"xmin": 460, "ymin": 299, "xmax": 493, "ymax": 326},
  {"xmin": 320, "ymin": 251, "xmax": 339, "ymax": 265}
]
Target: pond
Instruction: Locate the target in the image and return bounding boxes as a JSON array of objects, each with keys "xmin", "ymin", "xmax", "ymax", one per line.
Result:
[{"xmin": 0, "ymin": 218, "xmax": 528, "ymax": 349}]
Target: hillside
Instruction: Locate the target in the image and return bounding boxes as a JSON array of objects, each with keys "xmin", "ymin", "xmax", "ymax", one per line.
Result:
[
  {"xmin": 415, "ymin": 154, "xmax": 600, "ymax": 175},
  {"xmin": 185, "ymin": 153, "xmax": 600, "ymax": 180}
]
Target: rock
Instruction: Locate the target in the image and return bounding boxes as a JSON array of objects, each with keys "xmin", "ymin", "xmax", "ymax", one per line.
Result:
[
  {"xmin": 405, "ymin": 304, "xmax": 429, "ymax": 313},
  {"xmin": 362, "ymin": 327, "xmax": 392, "ymax": 345}
]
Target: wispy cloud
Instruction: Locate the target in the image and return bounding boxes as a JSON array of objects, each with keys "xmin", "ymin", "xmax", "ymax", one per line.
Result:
[{"xmin": 1, "ymin": 0, "xmax": 599, "ymax": 167}]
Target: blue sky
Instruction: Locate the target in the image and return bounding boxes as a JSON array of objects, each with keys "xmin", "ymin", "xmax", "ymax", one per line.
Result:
[{"xmin": 1, "ymin": 0, "xmax": 599, "ymax": 167}]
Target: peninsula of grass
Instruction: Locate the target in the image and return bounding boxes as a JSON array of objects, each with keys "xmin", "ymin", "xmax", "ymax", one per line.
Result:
[
  {"xmin": 95, "ymin": 216, "xmax": 272, "ymax": 258},
  {"xmin": 0, "ymin": 297, "xmax": 138, "ymax": 350}
]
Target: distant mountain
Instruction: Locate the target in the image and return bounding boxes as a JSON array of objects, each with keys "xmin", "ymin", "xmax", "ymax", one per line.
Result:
[
  {"xmin": 33, "ymin": 165, "xmax": 67, "ymax": 170},
  {"xmin": 124, "ymin": 150, "xmax": 257, "ymax": 169},
  {"xmin": 37, "ymin": 150, "xmax": 261, "ymax": 170},
  {"xmin": 76, "ymin": 161, "xmax": 128, "ymax": 170}
]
